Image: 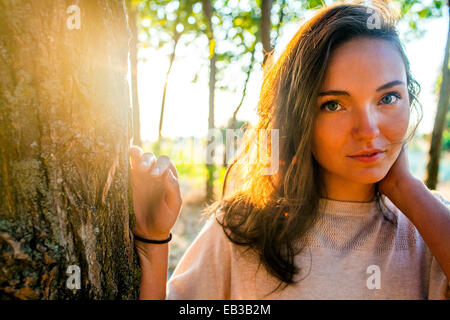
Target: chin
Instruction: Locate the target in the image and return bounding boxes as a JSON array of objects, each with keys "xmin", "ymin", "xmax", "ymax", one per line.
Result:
[
  {"xmin": 355, "ymin": 175, "xmax": 386, "ymax": 185},
  {"xmin": 349, "ymin": 168, "xmax": 389, "ymax": 185}
]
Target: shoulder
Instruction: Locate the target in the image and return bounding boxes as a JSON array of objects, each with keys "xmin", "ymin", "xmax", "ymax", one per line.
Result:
[
  {"xmin": 179, "ymin": 213, "xmax": 232, "ymax": 258},
  {"xmin": 197, "ymin": 215, "xmax": 231, "ymax": 248}
]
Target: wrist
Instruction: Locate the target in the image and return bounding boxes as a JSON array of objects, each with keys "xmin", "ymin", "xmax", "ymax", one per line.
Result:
[
  {"xmin": 133, "ymin": 228, "xmax": 171, "ymax": 242},
  {"xmin": 395, "ymin": 174, "xmax": 422, "ymax": 192},
  {"xmin": 134, "ymin": 233, "xmax": 172, "ymax": 244},
  {"xmin": 383, "ymin": 174, "xmax": 418, "ymax": 198},
  {"xmin": 135, "ymin": 241, "xmax": 169, "ymax": 263},
  {"xmin": 386, "ymin": 175, "xmax": 425, "ymax": 208}
]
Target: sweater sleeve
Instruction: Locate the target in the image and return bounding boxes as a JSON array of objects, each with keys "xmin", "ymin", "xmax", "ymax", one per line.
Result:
[
  {"xmin": 166, "ymin": 217, "xmax": 232, "ymax": 300},
  {"xmin": 427, "ymin": 191, "xmax": 450, "ymax": 300}
]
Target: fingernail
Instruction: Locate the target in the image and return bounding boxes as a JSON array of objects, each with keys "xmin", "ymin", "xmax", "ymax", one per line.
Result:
[
  {"xmin": 151, "ymin": 167, "xmax": 160, "ymax": 175},
  {"xmin": 140, "ymin": 160, "xmax": 151, "ymax": 168}
]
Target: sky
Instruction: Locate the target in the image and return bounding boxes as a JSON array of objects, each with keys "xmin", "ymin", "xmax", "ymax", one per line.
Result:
[{"xmin": 133, "ymin": 6, "xmax": 449, "ymax": 143}]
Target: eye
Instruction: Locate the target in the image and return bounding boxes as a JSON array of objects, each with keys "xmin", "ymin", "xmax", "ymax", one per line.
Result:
[
  {"xmin": 320, "ymin": 101, "xmax": 342, "ymax": 112},
  {"xmin": 380, "ymin": 92, "xmax": 401, "ymax": 105}
]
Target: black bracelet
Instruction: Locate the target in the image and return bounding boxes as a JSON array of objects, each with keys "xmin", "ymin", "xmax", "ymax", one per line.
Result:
[{"xmin": 133, "ymin": 233, "xmax": 172, "ymax": 244}]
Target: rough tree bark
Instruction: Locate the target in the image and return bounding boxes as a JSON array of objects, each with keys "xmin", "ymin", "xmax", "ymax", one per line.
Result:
[{"xmin": 0, "ymin": 0, "xmax": 140, "ymax": 299}]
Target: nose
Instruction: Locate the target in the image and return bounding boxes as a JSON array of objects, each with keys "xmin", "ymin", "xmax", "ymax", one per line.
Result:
[{"xmin": 352, "ymin": 107, "xmax": 380, "ymax": 142}]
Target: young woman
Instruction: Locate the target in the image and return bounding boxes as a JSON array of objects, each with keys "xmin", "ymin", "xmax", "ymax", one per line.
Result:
[{"xmin": 130, "ymin": 1, "xmax": 450, "ymax": 299}]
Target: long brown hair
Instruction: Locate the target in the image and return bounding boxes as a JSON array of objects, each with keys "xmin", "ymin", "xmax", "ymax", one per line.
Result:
[{"xmin": 205, "ymin": 1, "xmax": 422, "ymax": 290}]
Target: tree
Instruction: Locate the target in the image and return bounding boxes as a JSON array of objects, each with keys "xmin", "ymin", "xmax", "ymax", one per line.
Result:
[
  {"xmin": 426, "ymin": 3, "xmax": 450, "ymax": 189},
  {"xmin": 261, "ymin": 0, "xmax": 273, "ymax": 65},
  {"xmin": 127, "ymin": 0, "xmax": 143, "ymax": 147},
  {"xmin": 0, "ymin": 0, "xmax": 139, "ymax": 299},
  {"xmin": 202, "ymin": 0, "xmax": 217, "ymax": 203},
  {"xmin": 228, "ymin": 0, "xmax": 293, "ymax": 128},
  {"xmin": 391, "ymin": 0, "xmax": 449, "ymax": 189},
  {"xmin": 396, "ymin": 0, "xmax": 446, "ymax": 40},
  {"xmin": 157, "ymin": 18, "xmax": 181, "ymax": 155},
  {"xmin": 139, "ymin": 0, "xmax": 203, "ymax": 153},
  {"xmin": 230, "ymin": 39, "xmax": 257, "ymax": 131}
]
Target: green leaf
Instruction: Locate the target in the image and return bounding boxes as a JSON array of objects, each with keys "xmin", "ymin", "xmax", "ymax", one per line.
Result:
[
  {"xmin": 409, "ymin": 20, "xmax": 417, "ymax": 30},
  {"xmin": 308, "ymin": 0, "xmax": 325, "ymax": 9},
  {"xmin": 433, "ymin": 0, "xmax": 442, "ymax": 10},
  {"xmin": 417, "ymin": 8, "xmax": 430, "ymax": 18}
]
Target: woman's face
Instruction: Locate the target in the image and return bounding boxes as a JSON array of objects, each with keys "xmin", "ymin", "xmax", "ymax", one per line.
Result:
[{"xmin": 312, "ymin": 37, "xmax": 410, "ymax": 199}]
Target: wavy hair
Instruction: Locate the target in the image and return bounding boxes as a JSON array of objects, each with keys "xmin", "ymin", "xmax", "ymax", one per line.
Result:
[{"xmin": 205, "ymin": 0, "xmax": 422, "ymax": 292}]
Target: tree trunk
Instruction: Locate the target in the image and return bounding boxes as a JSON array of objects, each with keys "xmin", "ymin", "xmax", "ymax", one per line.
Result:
[
  {"xmin": 223, "ymin": 41, "xmax": 256, "ymax": 168},
  {"xmin": 261, "ymin": 0, "xmax": 273, "ymax": 66},
  {"xmin": 0, "ymin": 0, "xmax": 140, "ymax": 299},
  {"xmin": 127, "ymin": 0, "xmax": 142, "ymax": 147},
  {"xmin": 156, "ymin": 31, "xmax": 181, "ymax": 155},
  {"xmin": 426, "ymin": 9, "xmax": 450, "ymax": 190},
  {"xmin": 202, "ymin": 0, "xmax": 216, "ymax": 203},
  {"xmin": 206, "ymin": 53, "xmax": 217, "ymax": 203},
  {"xmin": 231, "ymin": 40, "xmax": 257, "ymax": 130}
]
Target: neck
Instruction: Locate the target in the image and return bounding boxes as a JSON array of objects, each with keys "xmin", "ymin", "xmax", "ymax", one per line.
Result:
[{"xmin": 320, "ymin": 173, "xmax": 376, "ymax": 202}]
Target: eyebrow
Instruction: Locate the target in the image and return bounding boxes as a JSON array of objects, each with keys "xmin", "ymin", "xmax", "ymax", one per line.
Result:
[{"xmin": 318, "ymin": 80, "xmax": 405, "ymax": 97}]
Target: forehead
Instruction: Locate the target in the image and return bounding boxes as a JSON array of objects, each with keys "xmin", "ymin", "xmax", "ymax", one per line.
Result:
[{"xmin": 320, "ymin": 37, "xmax": 407, "ymax": 91}]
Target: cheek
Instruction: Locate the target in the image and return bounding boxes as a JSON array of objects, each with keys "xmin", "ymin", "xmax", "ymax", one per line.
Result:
[
  {"xmin": 379, "ymin": 104, "xmax": 410, "ymax": 143},
  {"xmin": 312, "ymin": 117, "xmax": 347, "ymax": 163}
]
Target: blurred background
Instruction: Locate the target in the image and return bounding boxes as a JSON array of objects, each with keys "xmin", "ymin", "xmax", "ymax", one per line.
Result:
[{"xmin": 124, "ymin": 0, "xmax": 450, "ymax": 276}]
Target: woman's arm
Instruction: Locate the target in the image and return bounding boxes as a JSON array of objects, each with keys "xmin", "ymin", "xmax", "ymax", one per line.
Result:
[
  {"xmin": 130, "ymin": 146, "xmax": 182, "ymax": 300},
  {"xmin": 387, "ymin": 176, "xmax": 450, "ymax": 280},
  {"xmin": 379, "ymin": 145, "xmax": 450, "ymax": 280},
  {"xmin": 135, "ymin": 242, "xmax": 169, "ymax": 299}
]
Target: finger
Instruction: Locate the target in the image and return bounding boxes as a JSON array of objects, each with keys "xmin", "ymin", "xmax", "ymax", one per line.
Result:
[
  {"xmin": 163, "ymin": 158, "xmax": 179, "ymax": 180},
  {"xmin": 398, "ymin": 143, "xmax": 408, "ymax": 157},
  {"xmin": 130, "ymin": 146, "xmax": 144, "ymax": 169},
  {"xmin": 137, "ymin": 152, "xmax": 157, "ymax": 173},
  {"xmin": 151, "ymin": 155, "xmax": 174, "ymax": 176},
  {"xmin": 167, "ymin": 159, "xmax": 179, "ymax": 179},
  {"xmin": 164, "ymin": 168, "xmax": 182, "ymax": 211}
]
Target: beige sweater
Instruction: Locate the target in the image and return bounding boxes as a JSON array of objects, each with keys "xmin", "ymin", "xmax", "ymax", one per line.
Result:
[{"xmin": 167, "ymin": 192, "xmax": 450, "ymax": 300}]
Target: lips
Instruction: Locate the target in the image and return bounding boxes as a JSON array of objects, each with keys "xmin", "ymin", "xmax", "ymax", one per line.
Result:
[
  {"xmin": 347, "ymin": 149, "xmax": 385, "ymax": 163},
  {"xmin": 348, "ymin": 148, "xmax": 385, "ymax": 157},
  {"xmin": 354, "ymin": 152, "xmax": 378, "ymax": 157}
]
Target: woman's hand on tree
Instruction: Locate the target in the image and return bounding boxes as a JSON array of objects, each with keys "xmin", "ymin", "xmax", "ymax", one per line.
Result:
[{"xmin": 130, "ymin": 146, "xmax": 182, "ymax": 241}]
